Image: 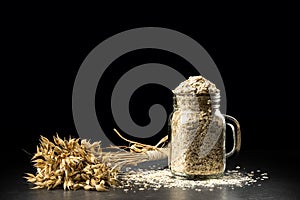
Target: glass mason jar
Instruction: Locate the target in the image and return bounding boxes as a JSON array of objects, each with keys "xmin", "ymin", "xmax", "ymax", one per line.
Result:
[{"xmin": 170, "ymin": 91, "xmax": 241, "ymax": 179}]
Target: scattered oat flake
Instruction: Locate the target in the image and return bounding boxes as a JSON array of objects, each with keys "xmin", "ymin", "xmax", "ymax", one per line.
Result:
[{"xmin": 118, "ymin": 167, "xmax": 268, "ymax": 192}]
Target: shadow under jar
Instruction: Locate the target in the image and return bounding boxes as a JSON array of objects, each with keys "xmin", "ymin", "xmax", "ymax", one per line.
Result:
[{"xmin": 170, "ymin": 90, "xmax": 241, "ymax": 179}]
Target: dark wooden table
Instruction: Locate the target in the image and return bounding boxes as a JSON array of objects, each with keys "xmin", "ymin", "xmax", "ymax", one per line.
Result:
[{"xmin": 2, "ymin": 150, "xmax": 299, "ymax": 200}]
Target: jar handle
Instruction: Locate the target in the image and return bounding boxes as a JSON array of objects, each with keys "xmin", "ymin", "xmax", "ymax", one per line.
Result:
[{"xmin": 224, "ymin": 114, "xmax": 241, "ymax": 158}]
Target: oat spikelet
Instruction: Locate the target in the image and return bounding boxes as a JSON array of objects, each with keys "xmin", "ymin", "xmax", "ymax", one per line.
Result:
[{"xmin": 24, "ymin": 134, "xmax": 119, "ymax": 191}]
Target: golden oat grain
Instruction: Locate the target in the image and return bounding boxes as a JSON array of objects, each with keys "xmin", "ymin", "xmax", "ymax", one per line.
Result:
[{"xmin": 24, "ymin": 134, "xmax": 119, "ymax": 191}]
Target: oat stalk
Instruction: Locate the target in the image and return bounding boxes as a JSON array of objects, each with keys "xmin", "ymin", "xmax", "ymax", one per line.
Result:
[{"xmin": 97, "ymin": 129, "xmax": 169, "ymax": 169}]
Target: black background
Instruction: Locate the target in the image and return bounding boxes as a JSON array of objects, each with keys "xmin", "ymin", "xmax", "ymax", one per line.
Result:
[
  {"xmin": 1, "ymin": 4, "xmax": 300, "ymax": 199},
  {"xmin": 0, "ymin": 3, "xmax": 299, "ymax": 199}
]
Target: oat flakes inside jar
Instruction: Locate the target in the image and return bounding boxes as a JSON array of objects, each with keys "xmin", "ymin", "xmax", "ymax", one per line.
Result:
[{"xmin": 170, "ymin": 76, "xmax": 241, "ymax": 179}]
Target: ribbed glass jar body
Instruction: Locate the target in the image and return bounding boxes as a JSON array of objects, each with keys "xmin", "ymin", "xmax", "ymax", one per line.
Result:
[{"xmin": 170, "ymin": 92, "xmax": 226, "ymax": 179}]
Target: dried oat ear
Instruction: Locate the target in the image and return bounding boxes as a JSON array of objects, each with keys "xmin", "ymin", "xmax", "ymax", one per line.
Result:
[
  {"xmin": 24, "ymin": 134, "xmax": 119, "ymax": 191},
  {"xmin": 113, "ymin": 128, "xmax": 168, "ymax": 153}
]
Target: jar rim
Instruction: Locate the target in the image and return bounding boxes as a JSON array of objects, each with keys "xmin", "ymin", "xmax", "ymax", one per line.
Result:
[{"xmin": 173, "ymin": 92, "xmax": 220, "ymax": 97}]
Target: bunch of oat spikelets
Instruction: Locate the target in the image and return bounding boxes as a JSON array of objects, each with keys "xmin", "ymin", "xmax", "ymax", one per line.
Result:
[{"xmin": 24, "ymin": 134, "xmax": 119, "ymax": 191}]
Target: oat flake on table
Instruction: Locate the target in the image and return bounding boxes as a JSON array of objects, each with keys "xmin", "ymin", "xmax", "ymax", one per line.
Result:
[{"xmin": 119, "ymin": 166, "xmax": 268, "ymax": 192}]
